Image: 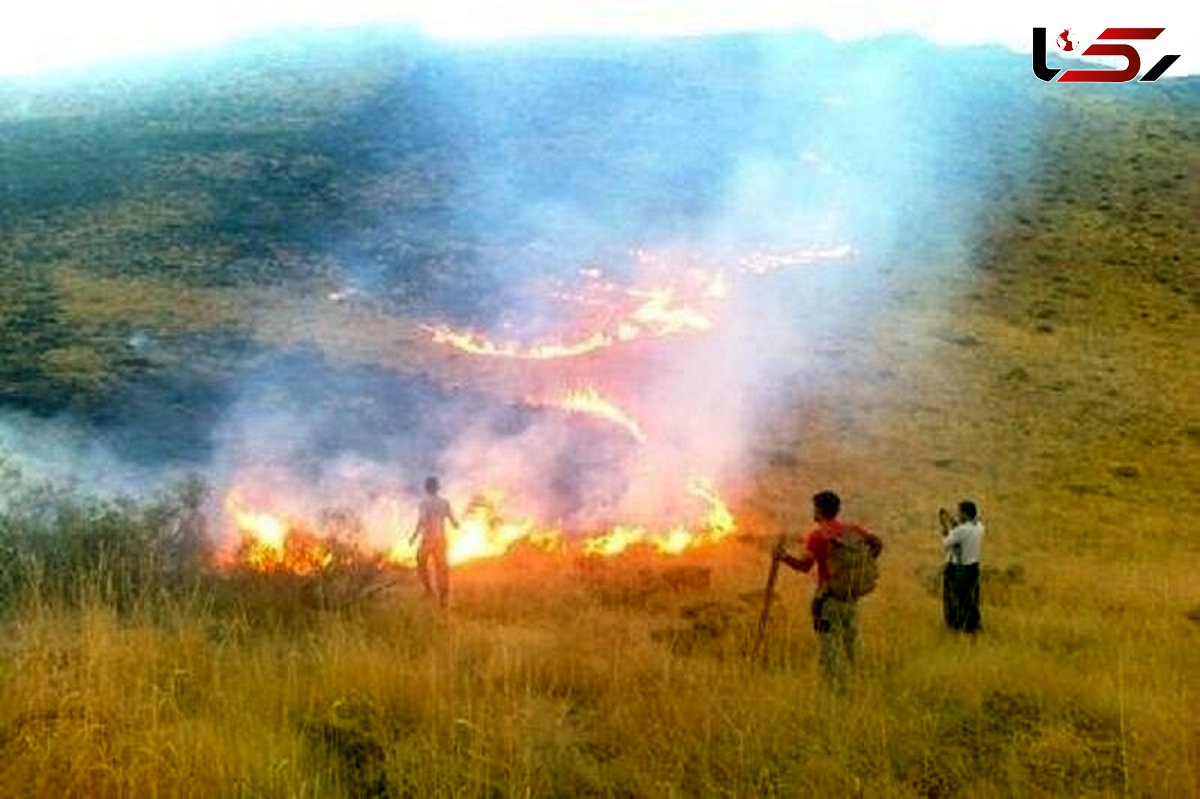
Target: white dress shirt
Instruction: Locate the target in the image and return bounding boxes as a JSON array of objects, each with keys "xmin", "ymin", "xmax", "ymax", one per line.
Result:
[{"xmin": 944, "ymin": 520, "xmax": 984, "ymax": 566}]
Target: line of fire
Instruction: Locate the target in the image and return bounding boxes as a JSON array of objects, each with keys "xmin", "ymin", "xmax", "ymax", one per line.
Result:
[{"xmin": 217, "ymin": 244, "xmax": 854, "ymax": 575}]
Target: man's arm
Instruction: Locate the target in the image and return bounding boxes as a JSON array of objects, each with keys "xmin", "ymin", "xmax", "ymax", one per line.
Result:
[
  {"xmin": 859, "ymin": 527, "xmax": 884, "ymax": 558},
  {"xmin": 774, "ymin": 531, "xmax": 816, "ymax": 572},
  {"xmin": 409, "ymin": 503, "xmax": 424, "ymax": 544},
  {"xmin": 938, "ymin": 507, "xmax": 955, "ymax": 536},
  {"xmin": 774, "ymin": 541, "xmax": 812, "ymax": 572},
  {"xmin": 942, "ymin": 525, "xmax": 963, "ymax": 552},
  {"xmin": 438, "ymin": 498, "xmax": 458, "ymax": 529},
  {"xmin": 779, "ymin": 552, "xmax": 814, "ymax": 572}
]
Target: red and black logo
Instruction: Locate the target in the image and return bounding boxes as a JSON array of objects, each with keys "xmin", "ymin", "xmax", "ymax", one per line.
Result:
[{"xmin": 1033, "ymin": 27, "xmax": 1180, "ymax": 82}]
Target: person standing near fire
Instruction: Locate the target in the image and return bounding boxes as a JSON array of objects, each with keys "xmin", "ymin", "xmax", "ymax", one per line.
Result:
[
  {"xmin": 939, "ymin": 500, "xmax": 984, "ymax": 633},
  {"xmin": 410, "ymin": 476, "xmax": 458, "ymax": 609},
  {"xmin": 774, "ymin": 490, "xmax": 883, "ymax": 689}
]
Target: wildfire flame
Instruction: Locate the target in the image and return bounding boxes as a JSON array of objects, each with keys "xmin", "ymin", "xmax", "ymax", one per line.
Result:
[
  {"xmin": 224, "ymin": 493, "xmax": 334, "ymax": 575},
  {"xmin": 555, "ymin": 387, "xmax": 646, "ymax": 442},
  {"xmin": 220, "ymin": 244, "xmax": 859, "ymax": 576},
  {"xmin": 222, "ymin": 476, "xmax": 735, "ymax": 574},
  {"xmin": 383, "ymin": 493, "xmax": 560, "ymax": 566},
  {"xmin": 423, "ymin": 288, "xmax": 711, "ymax": 360},
  {"xmin": 738, "ymin": 244, "xmax": 854, "ymax": 274},
  {"xmin": 581, "ymin": 477, "xmax": 735, "ymax": 556}
]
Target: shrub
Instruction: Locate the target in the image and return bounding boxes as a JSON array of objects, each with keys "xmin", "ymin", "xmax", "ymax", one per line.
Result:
[{"xmin": 0, "ymin": 465, "xmax": 209, "ymax": 611}]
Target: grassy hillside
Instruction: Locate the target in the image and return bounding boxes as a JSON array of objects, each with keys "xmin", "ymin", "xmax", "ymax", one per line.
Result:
[
  {"xmin": 0, "ymin": 29, "xmax": 1197, "ymax": 797},
  {"xmin": 1, "ymin": 33, "xmax": 1195, "ymax": 420}
]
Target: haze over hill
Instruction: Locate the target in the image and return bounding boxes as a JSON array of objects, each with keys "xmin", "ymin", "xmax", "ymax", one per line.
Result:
[
  {"xmin": 0, "ymin": 31, "xmax": 1194, "ymax": 492},
  {"xmin": 1, "ymin": 31, "xmax": 1196, "ymax": 521}
]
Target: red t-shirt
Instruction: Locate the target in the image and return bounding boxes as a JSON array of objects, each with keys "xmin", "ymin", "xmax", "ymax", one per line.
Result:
[{"xmin": 802, "ymin": 520, "xmax": 882, "ymax": 586}]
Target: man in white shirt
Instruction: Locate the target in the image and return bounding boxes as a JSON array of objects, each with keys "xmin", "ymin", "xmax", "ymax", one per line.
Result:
[
  {"xmin": 410, "ymin": 476, "xmax": 459, "ymax": 608},
  {"xmin": 939, "ymin": 500, "xmax": 984, "ymax": 633}
]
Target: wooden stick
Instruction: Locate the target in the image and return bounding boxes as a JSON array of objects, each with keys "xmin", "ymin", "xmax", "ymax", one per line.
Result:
[{"xmin": 749, "ymin": 534, "xmax": 784, "ymax": 665}]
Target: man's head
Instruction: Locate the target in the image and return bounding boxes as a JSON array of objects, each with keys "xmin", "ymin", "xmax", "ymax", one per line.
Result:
[
  {"xmin": 812, "ymin": 490, "xmax": 841, "ymax": 522},
  {"xmin": 958, "ymin": 500, "xmax": 978, "ymax": 521},
  {"xmin": 424, "ymin": 476, "xmax": 440, "ymax": 495}
]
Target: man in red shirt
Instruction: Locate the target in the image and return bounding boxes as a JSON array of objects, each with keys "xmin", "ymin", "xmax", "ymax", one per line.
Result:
[{"xmin": 776, "ymin": 490, "xmax": 883, "ymax": 688}]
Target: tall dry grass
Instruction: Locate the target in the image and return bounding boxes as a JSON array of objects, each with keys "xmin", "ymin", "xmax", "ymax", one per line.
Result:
[{"xmin": 0, "ymin": 510, "xmax": 1194, "ymax": 797}]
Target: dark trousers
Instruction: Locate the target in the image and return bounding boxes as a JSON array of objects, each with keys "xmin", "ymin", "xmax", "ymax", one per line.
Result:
[{"xmin": 943, "ymin": 563, "xmax": 981, "ymax": 633}]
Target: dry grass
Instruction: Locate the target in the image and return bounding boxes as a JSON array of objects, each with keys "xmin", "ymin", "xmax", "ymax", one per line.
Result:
[{"xmin": 0, "ymin": 530, "xmax": 1194, "ymax": 797}]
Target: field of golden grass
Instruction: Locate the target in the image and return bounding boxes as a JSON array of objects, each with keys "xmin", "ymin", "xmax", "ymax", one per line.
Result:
[
  {"xmin": 1, "ymin": 544, "xmax": 1194, "ymax": 796},
  {"xmin": 1, "ymin": 258, "xmax": 1195, "ymax": 797}
]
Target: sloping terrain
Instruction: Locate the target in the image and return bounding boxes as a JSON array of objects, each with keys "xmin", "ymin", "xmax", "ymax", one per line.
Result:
[{"xmin": 0, "ymin": 30, "xmax": 1196, "ymax": 796}]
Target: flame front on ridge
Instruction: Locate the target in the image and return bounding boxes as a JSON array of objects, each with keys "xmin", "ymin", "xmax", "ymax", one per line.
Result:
[
  {"xmin": 422, "ymin": 287, "xmax": 712, "ymax": 360},
  {"xmin": 555, "ymin": 387, "xmax": 646, "ymax": 442}
]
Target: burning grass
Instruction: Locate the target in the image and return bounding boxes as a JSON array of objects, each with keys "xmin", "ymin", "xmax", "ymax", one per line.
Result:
[
  {"xmin": 218, "ymin": 475, "xmax": 738, "ymax": 576},
  {"xmin": 418, "ymin": 244, "xmax": 853, "ymax": 363},
  {"xmin": 421, "ymin": 286, "xmax": 714, "ymax": 360},
  {"xmin": 553, "ymin": 387, "xmax": 647, "ymax": 443}
]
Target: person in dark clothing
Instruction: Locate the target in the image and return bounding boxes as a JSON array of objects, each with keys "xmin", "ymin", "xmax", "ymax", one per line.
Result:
[{"xmin": 939, "ymin": 500, "xmax": 984, "ymax": 633}]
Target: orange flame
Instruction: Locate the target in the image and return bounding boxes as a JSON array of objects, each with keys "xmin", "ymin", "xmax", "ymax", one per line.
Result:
[
  {"xmin": 625, "ymin": 288, "xmax": 712, "ymax": 336},
  {"xmin": 580, "ymin": 477, "xmax": 736, "ymax": 556},
  {"xmin": 225, "ymin": 493, "xmax": 333, "ymax": 574},
  {"xmin": 221, "ymin": 476, "xmax": 736, "ymax": 575},
  {"xmin": 387, "ymin": 494, "xmax": 561, "ymax": 567},
  {"xmin": 221, "ymin": 243, "xmax": 867, "ymax": 576},
  {"xmin": 423, "ymin": 288, "xmax": 711, "ymax": 360},
  {"xmin": 556, "ymin": 387, "xmax": 646, "ymax": 442}
]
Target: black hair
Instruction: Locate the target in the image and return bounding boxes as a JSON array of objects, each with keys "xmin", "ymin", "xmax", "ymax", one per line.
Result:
[
  {"xmin": 958, "ymin": 500, "xmax": 978, "ymax": 520},
  {"xmin": 812, "ymin": 490, "xmax": 841, "ymax": 520},
  {"xmin": 424, "ymin": 476, "xmax": 440, "ymax": 494}
]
